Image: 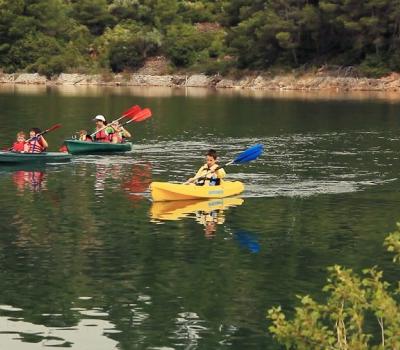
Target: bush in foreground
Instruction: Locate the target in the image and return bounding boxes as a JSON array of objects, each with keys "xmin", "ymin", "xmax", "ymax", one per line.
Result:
[{"xmin": 268, "ymin": 225, "xmax": 400, "ymax": 349}]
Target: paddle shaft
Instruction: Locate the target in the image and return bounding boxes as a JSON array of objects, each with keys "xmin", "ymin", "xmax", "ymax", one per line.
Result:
[
  {"xmin": 185, "ymin": 144, "xmax": 263, "ymax": 184},
  {"xmin": 185, "ymin": 165, "xmax": 226, "ymax": 185}
]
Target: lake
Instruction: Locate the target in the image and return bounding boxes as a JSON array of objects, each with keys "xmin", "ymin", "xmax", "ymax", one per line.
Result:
[{"xmin": 0, "ymin": 85, "xmax": 399, "ymax": 349}]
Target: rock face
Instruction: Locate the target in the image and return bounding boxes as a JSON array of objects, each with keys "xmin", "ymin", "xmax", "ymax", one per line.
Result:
[
  {"xmin": 186, "ymin": 74, "xmax": 213, "ymax": 87},
  {"xmin": 15, "ymin": 73, "xmax": 47, "ymax": 84},
  {"xmin": 1, "ymin": 71, "xmax": 400, "ymax": 92},
  {"xmin": 136, "ymin": 56, "xmax": 170, "ymax": 75},
  {"xmin": 55, "ymin": 73, "xmax": 87, "ymax": 85}
]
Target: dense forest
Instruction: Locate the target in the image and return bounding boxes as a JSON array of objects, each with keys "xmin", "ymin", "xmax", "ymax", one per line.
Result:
[{"xmin": 1, "ymin": 0, "xmax": 400, "ymax": 77}]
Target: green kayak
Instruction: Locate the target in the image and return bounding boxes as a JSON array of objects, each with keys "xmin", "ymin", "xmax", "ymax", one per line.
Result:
[
  {"xmin": 0, "ymin": 151, "xmax": 72, "ymax": 164},
  {"xmin": 64, "ymin": 139, "xmax": 133, "ymax": 155}
]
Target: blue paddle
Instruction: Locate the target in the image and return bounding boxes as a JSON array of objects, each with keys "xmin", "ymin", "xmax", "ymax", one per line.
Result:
[
  {"xmin": 225, "ymin": 144, "xmax": 264, "ymax": 166},
  {"xmin": 186, "ymin": 144, "xmax": 264, "ymax": 184}
]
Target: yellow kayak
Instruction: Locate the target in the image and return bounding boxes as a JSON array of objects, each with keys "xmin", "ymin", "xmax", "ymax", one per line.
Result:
[
  {"xmin": 150, "ymin": 181, "xmax": 244, "ymax": 201},
  {"xmin": 151, "ymin": 198, "xmax": 244, "ymax": 221}
]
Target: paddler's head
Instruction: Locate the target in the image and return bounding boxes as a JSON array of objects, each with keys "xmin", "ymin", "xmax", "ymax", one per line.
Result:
[
  {"xmin": 93, "ymin": 115, "xmax": 107, "ymax": 128},
  {"xmin": 111, "ymin": 121, "xmax": 121, "ymax": 131},
  {"xmin": 78, "ymin": 130, "xmax": 88, "ymax": 141},
  {"xmin": 16, "ymin": 131, "xmax": 26, "ymax": 142},
  {"xmin": 29, "ymin": 128, "xmax": 41, "ymax": 138},
  {"xmin": 205, "ymin": 149, "xmax": 217, "ymax": 167}
]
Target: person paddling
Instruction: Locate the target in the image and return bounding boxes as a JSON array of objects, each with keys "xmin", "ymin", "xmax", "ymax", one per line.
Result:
[
  {"xmin": 187, "ymin": 149, "xmax": 226, "ymax": 186},
  {"xmin": 25, "ymin": 128, "xmax": 48, "ymax": 153},
  {"xmin": 92, "ymin": 115, "xmax": 114, "ymax": 142},
  {"xmin": 110, "ymin": 121, "xmax": 131, "ymax": 144},
  {"xmin": 11, "ymin": 131, "xmax": 26, "ymax": 152}
]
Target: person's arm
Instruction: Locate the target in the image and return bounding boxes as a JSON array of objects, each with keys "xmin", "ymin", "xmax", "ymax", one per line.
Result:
[
  {"xmin": 121, "ymin": 127, "xmax": 131, "ymax": 138},
  {"xmin": 187, "ymin": 165, "xmax": 205, "ymax": 183},
  {"xmin": 40, "ymin": 136, "xmax": 48, "ymax": 149}
]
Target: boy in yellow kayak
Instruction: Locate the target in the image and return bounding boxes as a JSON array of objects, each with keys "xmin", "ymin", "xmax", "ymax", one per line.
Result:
[{"xmin": 187, "ymin": 149, "xmax": 226, "ymax": 186}]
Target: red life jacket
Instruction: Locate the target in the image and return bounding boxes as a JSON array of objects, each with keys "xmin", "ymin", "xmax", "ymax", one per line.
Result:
[
  {"xmin": 94, "ymin": 129, "xmax": 111, "ymax": 142},
  {"xmin": 27, "ymin": 138, "xmax": 45, "ymax": 153},
  {"xmin": 12, "ymin": 141, "xmax": 25, "ymax": 152}
]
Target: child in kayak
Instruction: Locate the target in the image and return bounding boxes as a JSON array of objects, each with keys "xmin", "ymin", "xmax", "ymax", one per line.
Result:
[
  {"xmin": 78, "ymin": 130, "xmax": 92, "ymax": 142},
  {"xmin": 92, "ymin": 115, "xmax": 114, "ymax": 142},
  {"xmin": 25, "ymin": 128, "xmax": 48, "ymax": 153},
  {"xmin": 11, "ymin": 131, "xmax": 26, "ymax": 152},
  {"xmin": 187, "ymin": 149, "xmax": 226, "ymax": 186},
  {"xmin": 110, "ymin": 121, "xmax": 131, "ymax": 143}
]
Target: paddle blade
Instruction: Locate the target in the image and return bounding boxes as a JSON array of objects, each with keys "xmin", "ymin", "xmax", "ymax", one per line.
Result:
[
  {"xmin": 46, "ymin": 124, "xmax": 62, "ymax": 133},
  {"xmin": 232, "ymin": 144, "xmax": 263, "ymax": 164},
  {"xmin": 122, "ymin": 105, "xmax": 141, "ymax": 118},
  {"xmin": 131, "ymin": 108, "xmax": 152, "ymax": 122}
]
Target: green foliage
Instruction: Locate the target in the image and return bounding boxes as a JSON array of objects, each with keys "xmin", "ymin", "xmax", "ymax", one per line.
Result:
[
  {"xmin": 268, "ymin": 223, "xmax": 400, "ymax": 349},
  {"xmin": 164, "ymin": 23, "xmax": 224, "ymax": 67},
  {"xmin": 98, "ymin": 21, "xmax": 161, "ymax": 71},
  {"xmin": 71, "ymin": 0, "xmax": 116, "ymax": 35},
  {"xmin": 1, "ymin": 0, "xmax": 400, "ymax": 75},
  {"xmin": 359, "ymin": 55, "xmax": 390, "ymax": 78}
]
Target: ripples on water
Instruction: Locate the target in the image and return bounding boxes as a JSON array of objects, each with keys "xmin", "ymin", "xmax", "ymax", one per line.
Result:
[
  {"xmin": 1, "ymin": 128, "xmax": 399, "ymax": 349},
  {"xmin": 2, "ymin": 131, "xmax": 394, "ymax": 199},
  {"xmin": 131, "ymin": 131, "xmax": 398, "ymax": 198}
]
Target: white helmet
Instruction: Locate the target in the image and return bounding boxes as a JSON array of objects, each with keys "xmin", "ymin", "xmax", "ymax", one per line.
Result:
[{"xmin": 93, "ymin": 115, "xmax": 106, "ymax": 122}]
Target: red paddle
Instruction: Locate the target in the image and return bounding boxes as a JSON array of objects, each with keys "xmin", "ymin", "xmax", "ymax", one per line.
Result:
[
  {"xmin": 131, "ymin": 108, "xmax": 152, "ymax": 122},
  {"xmin": 122, "ymin": 105, "xmax": 141, "ymax": 118},
  {"xmin": 91, "ymin": 105, "xmax": 143, "ymax": 138},
  {"xmin": 122, "ymin": 108, "xmax": 152, "ymax": 126}
]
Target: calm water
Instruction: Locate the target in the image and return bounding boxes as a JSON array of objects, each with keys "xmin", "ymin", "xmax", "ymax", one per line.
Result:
[{"xmin": 0, "ymin": 85, "xmax": 400, "ymax": 349}]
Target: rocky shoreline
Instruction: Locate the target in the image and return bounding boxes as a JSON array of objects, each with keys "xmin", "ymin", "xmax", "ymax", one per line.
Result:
[{"xmin": 1, "ymin": 71, "xmax": 400, "ymax": 92}]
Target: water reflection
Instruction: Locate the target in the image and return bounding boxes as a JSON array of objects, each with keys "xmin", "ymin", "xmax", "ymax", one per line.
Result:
[
  {"xmin": 4, "ymin": 84, "xmax": 400, "ymax": 103},
  {"xmin": 70, "ymin": 160, "xmax": 152, "ymax": 200},
  {"xmin": 0, "ymin": 304, "xmax": 118, "ymax": 350},
  {"xmin": 121, "ymin": 162, "xmax": 152, "ymax": 202},
  {"xmin": 12, "ymin": 170, "xmax": 46, "ymax": 192},
  {"xmin": 234, "ymin": 231, "xmax": 261, "ymax": 253},
  {"xmin": 151, "ymin": 198, "xmax": 244, "ymax": 236}
]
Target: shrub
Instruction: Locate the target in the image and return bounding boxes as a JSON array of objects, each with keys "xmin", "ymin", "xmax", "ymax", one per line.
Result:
[{"xmin": 268, "ymin": 223, "xmax": 400, "ymax": 349}]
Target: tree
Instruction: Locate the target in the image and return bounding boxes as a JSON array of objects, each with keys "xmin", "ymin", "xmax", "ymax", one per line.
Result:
[
  {"xmin": 97, "ymin": 21, "xmax": 161, "ymax": 71},
  {"xmin": 71, "ymin": 0, "xmax": 116, "ymax": 35}
]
